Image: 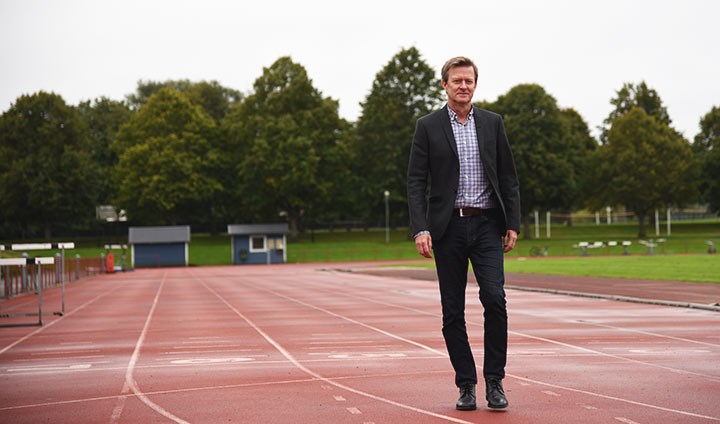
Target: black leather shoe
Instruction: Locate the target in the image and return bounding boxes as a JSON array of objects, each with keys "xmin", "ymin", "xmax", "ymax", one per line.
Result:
[
  {"xmin": 456, "ymin": 385, "xmax": 477, "ymax": 410},
  {"xmin": 485, "ymin": 378, "xmax": 508, "ymax": 409}
]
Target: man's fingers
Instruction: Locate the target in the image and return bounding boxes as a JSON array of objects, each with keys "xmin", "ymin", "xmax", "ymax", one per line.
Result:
[{"xmin": 415, "ymin": 234, "xmax": 433, "ymax": 258}]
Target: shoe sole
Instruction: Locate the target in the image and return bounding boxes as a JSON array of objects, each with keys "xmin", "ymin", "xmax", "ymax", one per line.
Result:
[
  {"xmin": 487, "ymin": 402, "xmax": 508, "ymax": 409},
  {"xmin": 456, "ymin": 405, "xmax": 477, "ymax": 411}
]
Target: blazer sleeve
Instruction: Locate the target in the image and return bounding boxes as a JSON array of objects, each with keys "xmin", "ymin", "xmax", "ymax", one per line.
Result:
[
  {"xmin": 495, "ymin": 116, "xmax": 521, "ymax": 233},
  {"xmin": 407, "ymin": 118, "xmax": 430, "ymax": 237}
]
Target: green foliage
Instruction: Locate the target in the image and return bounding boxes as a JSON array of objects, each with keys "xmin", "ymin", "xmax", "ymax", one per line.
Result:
[
  {"xmin": 350, "ymin": 47, "xmax": 443, "ymax": 223},
  {"xmin": 127, "ymin": 79, "xmax": 242, "ymax": 123},
  {"xmin": 76, "ymin": 97, "xmax": 133, "ymax": 205},
  {"xmin": 113, "ymin": 87, "xmax": 221, "ymax": 224},
  {"xmin": 0, "ymin": 91, "xmax": 99, "ymax": 238},
  {"xmin": 589, "ymin": 107, "xmax": 697, "ymax": 237},
  {"xmin": 485, "ymin": 84, "xmax": 594, "ymax": 234},
  {"xmin": 601, "ymin": 81, "xmax": 671, "ymax": 143},
  {"xmin": 221, "ymin": 57, "xmax": 349, "ymax": 234},
  {"xmin": 694, "ymin": 105, "xmax": 720, "ymax": 213}
]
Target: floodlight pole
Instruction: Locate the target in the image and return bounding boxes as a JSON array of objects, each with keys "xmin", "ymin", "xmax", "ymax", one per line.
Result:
[{"xmin": 384, "ymin": 190, "xmax": 390, "ymax": 243}]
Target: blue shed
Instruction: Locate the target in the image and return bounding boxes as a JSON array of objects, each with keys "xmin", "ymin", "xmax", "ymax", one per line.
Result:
[
  {"xmin": 129, "ymin": 226, "xmax": 191, "ymax": 268},
  {"xmin": 228, "ymin": 224, "xmax": 289, "ymax": 265}
]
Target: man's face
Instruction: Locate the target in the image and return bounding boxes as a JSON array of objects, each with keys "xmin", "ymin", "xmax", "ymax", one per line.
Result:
[{"xmin": 442, "ymin": 66, "xmax": 476, "ymax": 107}]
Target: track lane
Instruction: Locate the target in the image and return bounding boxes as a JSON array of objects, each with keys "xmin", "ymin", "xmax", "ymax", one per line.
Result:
[{"xmin": 1, "ymin": 265, "xmax": 718, "ymax": 423}]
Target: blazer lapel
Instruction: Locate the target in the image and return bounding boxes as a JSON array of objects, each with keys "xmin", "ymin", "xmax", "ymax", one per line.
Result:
[
  {"xmin": 473, "ymin": 106, "xmax": 485, "ymax": 157},
  {"xmin": 440, "ymin": 105, "xmax": 458, "ymax": 159}
]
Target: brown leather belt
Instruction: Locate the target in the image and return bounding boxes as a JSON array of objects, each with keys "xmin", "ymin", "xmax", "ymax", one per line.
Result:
[{"xmin": 454, "ymin": 207, "xmax": 496, "ymax": 217}]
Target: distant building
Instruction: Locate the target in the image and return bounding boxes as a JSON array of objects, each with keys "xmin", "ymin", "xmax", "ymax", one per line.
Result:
[
  {"xmin": 228, "ymin": 224, "xmax": 289, "ymax": 265},
  {"xmin": 128, "ymin": 226, "xmax": 191, "ymax": 268}
]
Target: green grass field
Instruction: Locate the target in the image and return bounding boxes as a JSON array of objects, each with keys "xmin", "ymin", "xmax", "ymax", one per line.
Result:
[
  {"xmin": 402, "ymin": 255, "xmax": 720, "ymax": 283},
  {"xmin": 504, "ymin": 255, "xmax": 720, "ymax": 283},
  {"xmin": 2, "ymin": 220, "xmax": 718, "ymax": 282}
]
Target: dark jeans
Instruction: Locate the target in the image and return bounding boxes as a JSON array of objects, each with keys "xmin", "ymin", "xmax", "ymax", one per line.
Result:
[{"xmin": 433, "ymin": 211, "xmax": 507, "ymax": 387}]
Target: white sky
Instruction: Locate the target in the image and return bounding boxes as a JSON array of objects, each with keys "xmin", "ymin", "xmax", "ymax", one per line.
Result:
[{"xmin": 1, "ymin": 0, "xmax": 719, "ymax": 139}]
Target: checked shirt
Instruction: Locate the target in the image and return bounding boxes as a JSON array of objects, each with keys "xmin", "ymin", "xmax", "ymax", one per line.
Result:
[{"xmin": 448, "ymin": 106, "xmax": 497, "ymax": 209}]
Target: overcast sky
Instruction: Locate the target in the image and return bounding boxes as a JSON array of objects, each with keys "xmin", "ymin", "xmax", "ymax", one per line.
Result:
[{"xmin": 2, "ymin": 0, "xmax": 719, "ymax": 139}]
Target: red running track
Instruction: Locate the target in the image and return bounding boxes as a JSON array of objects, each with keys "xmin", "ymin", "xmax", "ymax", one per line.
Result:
[{"xmin": 1, "ymin": 264, "xmax": 719, "ymax": 423}]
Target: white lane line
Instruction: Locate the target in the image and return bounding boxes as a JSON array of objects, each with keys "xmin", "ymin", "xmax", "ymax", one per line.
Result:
[
  {"xmin": 334, "ymin": 395, "xmax": 346, "ymax": 401},
  {"xmin": 347, "ymin": 407, "xmax": 362, "ymax": 414},
  {"xmin": 285, "ymin": 272, "xmax": 720, "ymax": 422},
  {"xmin": 111, "ymin": 272, "xmax": 190, "ymax": 424},
  {"xmin": 8, "ymin": 364, "xmax": 91, "ymax": 372},
  {"xmin": 2, "ymin": 370, "xmax": 446, "ymax": 412},
  {"xmin": 196, "ymin": 275, "xmax": 476, "ymax": 424},
  {"xmin": 509, "ymin": 374, "xmax": 718, "ymax": 421},
  {"xmin": 30, "ymin": 349, "xmax": 101, "ymax": 356},
  {"xmin": 0, "ymin": 285, "xmax": 123, "ymax": 356},
  {"xmin": 317, "ymin": 274, "xmax": 720, "ymax": 381},
  {"xmin": 615, "ymin": 418, "xmax": 641, "ymax": 424},
  {"xmin": 577, "ymin": 321, "xmax": 720, "ymax": 348}
]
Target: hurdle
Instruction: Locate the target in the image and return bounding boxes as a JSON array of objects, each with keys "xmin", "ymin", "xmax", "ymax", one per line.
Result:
[
  {"xmin": 0, "ymin": 256, "xmax": 56, "ymax": 327},
  {"xmin": 0, "ymin": 242, "xmax": 74, "ymax": 322}
]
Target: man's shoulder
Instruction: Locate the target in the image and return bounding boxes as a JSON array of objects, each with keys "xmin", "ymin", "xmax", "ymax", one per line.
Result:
[
  {"xmin": 473, "ymin": 107, "xmax": 503, "ymax": 122},
  {"xmin": 417, "ymin": 106, "xmax": 448, "ymax": 125}
]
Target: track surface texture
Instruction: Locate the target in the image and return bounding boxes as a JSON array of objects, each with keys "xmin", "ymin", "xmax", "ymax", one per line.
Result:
[{"xmin": 1, "ymin": 263, "xmax": 718, "ymax": 423}]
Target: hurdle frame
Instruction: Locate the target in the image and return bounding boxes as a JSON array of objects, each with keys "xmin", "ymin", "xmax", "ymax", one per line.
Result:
[{"xmin": 0, "ymin": 256, "xmax": 55, "ymax": 327}]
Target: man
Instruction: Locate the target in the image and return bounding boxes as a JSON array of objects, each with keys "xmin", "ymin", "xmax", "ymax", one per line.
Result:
[{"xmin": 407, "ymin": 56, "xmax": 520, "ymax": 411}]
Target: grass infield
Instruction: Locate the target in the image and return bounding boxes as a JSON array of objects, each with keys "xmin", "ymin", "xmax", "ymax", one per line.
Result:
[
  {"xmin": 504, "ymin": 255, "xmax": 720, "ymax": 283},
  {"xmin": 2, "ymin": 221, "xmax": 718, "ymax": 282}
]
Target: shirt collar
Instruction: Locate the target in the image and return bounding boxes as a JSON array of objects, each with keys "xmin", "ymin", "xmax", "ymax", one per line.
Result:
[{"xmin": 447, "ymin": 104, "xmax": 474, "ymax": 122}]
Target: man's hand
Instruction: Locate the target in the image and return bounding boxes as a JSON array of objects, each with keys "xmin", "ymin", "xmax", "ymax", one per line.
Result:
[
  {"xmin": 415, "ymin": 233, "xmax": 433, "ymax": 258},
  {"xmin": 503, "ymin": 229, "xmax": 518, "ymax": 253}
]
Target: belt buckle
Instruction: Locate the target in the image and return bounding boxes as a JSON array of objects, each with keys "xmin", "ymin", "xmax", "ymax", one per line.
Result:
[{"xmin": 459, "ymin": 208, "xmax": 467, "ymax": 217}]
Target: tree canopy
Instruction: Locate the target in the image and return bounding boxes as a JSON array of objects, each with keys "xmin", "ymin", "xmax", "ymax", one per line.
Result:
[
  {"xmin": 221, "ymin": 57, "xmax": 348, "ymax": 235},
  {"xmin": 589, "ymin": 106, "xmax": 697, "ymax": 237},
  {"xmin": 0, "ymin": 91, "xmax": 98, "ymax": 238},
  {"xmin": 127, "ymin": 79, "xmax": 242, "ymax": 123},
  {"xmin": 0, "ymin": 51, "xmax": 711, "ymax": 241},
  {"xmin": 350, "ymin": 47, "xmax": 443, "ymax": 224},
  {"xmin": 484, "ymin": 84, "xmax": 594, "ymax": 235},
  {"xmin": 113, "ymin": 87, "xmax": 221, "ymax": 225},
  {"xmin": 694, "ymin": 105, "xmax": 720, "ymax": 212}
]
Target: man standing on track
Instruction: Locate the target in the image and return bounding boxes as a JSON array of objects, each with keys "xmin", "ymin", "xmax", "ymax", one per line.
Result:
[{"xmin": 407, "ymin": 56, "xmax": 520, "ymax": 411}]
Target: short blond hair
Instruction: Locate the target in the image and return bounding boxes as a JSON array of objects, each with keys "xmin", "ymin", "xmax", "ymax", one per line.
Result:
[{"xmin": 441, "ymin": 57, "xmax": 478, "ymax": 83}]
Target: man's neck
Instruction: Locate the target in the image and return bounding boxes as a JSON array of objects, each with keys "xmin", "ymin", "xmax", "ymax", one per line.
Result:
[{"xmin": 448, "ymin": 102, "xmax": 472, "ymax": 123}]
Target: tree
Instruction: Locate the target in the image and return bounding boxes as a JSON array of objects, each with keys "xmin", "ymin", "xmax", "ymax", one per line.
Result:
[
  {"xmin": 601, "ymin": 81, "xmax": 671, "ymax": 143},
  {"xmin": 127, "ymin": 79, "xmax": 242, "ymax": 123},
  {"xmin": 221, "ymin": 57, "xmax": 348, "ymax": 235},
  {"xmin": 694, "ymin": 105, "xmax": 720, "ymax": 213},
  {"xmin": 0, "ymin": 91, "xmax": 98, "ymax": 239},
  {"xmin": 485, "ymin": 84, "xmax": 581, "ymax": 236},
  {"xmin": 589, "ymin": 107, "xmax": 696, "ymax": 237},
  {"xmin": 559, "ymin": 108, "xmax": 598, "ymax": 222},
  {"xmin": 113, "ymin": 88, "xmax": 221, "ymax": 225},
  {"xmin": 76, "ymin": 97, "xmax": 133, "ymax": 205},
  {"xmin": 351, "ymin": 47, "xmax": 443, "ymax": 225}
]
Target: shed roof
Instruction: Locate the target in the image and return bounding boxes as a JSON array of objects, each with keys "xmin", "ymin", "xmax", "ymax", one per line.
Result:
[
  {"xmin": 129, "ymin": 226, "xmax": 191, "ymax": 244},
  {"xmin": 227, "ymin": 223, "xmax": 289, "ymax": 235}
]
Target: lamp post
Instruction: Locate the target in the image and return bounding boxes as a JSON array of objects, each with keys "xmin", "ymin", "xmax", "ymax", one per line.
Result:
[{"xmin": 384, "ymin": 190, "xmax": 390, "ymax": 243}]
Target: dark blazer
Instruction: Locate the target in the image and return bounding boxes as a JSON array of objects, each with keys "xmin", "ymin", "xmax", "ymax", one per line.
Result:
[{"xmin": 407, "ymin": 105, "xmax": 520, "ymax": 241}]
